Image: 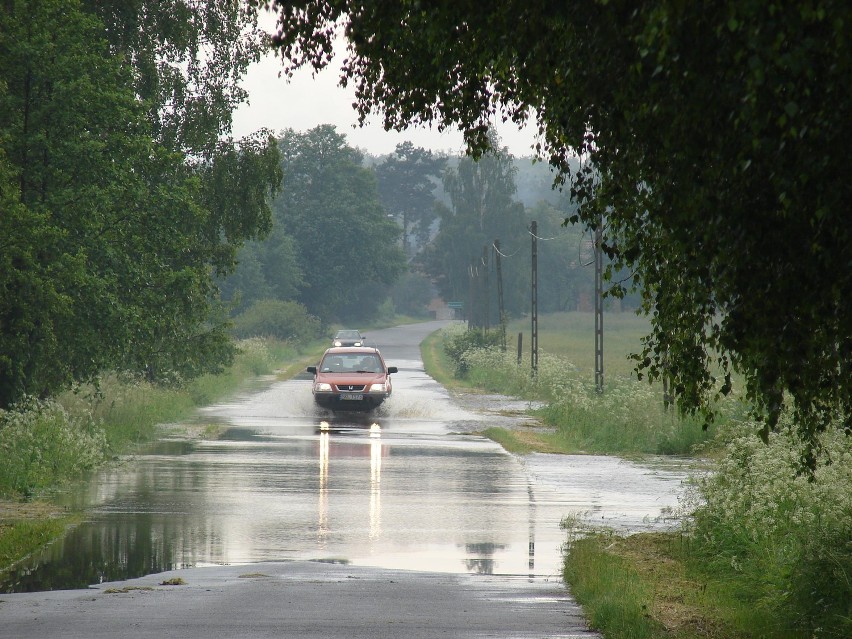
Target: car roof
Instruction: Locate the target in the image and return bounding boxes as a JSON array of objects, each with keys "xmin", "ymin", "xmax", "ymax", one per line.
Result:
[
  {"xmin": 334, "ymin": 329, "xmax": 362, "ymax": 336},
  {"xmin": 322, "ymin": 346, "xmax": 381, "ymax": 356}
]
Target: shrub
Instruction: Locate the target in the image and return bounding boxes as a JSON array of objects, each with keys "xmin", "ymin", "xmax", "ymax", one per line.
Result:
[
  {"xmin": 0, "ymin": 397, "xmax": 107, "ymax": 498},
  {"xmin": 684, "ymin": 419, "xmax": 852, "ymax": 636},
  {"xmin": 375, "ymin": 298, "xmax": 396, "ymax": 324},
  {"xmin": 441, "ymin": 325, "xmax": 503, "ymax": 376},
  {"xmin": 231, "ymin": 299, "xmax": 321, "ymax": 342}
]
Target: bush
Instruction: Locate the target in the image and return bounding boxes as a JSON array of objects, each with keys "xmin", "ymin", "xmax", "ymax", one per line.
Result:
[
  {"xmin": 375, "ymin": 298, "xmax": 396, "ymax": 324},
  {"xmin": 442, "ymin": 325, "xmax": 503, "ymax": 376},
  {"xmin": 684, "ymin": 419, "xmax": 852, "ymax": 636},
  {"xmin": 0, "ymin": 397, "xmax": 107, "ymax": 498},
  {"xmin": 231, "ymin": 299, "xmax": 321, "ymax": 342}
]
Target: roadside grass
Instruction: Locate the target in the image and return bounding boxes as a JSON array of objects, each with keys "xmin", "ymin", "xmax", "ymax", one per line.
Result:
[
  {"xmin": 563, "ymin": 531, "xmax": 664, "ymax": 639},
  {"xmin": 57, "ymin": 337, "xmax": 321, "ymax": 453},
  {"xmin": 564, "ymin": 530, "xmax": 810, "ymax": 639},
  {"xmin": 420, "ymin": 323, "xmax": 484, "ymax": 392},
  {"xmin": 536, "ymin": 400, "xmax": 717, "ymax": 457},
  {"xmin": 424, "ymin": 314, "xmax": 731, "ymax": 457},
  {"xmin": 480, "ymin": 427, "xmax": 565, "ymax": 455}
]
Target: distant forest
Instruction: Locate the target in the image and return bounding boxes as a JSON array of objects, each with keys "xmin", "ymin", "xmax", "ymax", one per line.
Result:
[{"xmin": 220, "ymin": 127, "xmax": 638, "ymax": 332}]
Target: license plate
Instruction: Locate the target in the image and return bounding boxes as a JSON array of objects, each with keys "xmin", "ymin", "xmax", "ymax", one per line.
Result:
[{"xmin": 340, "ymin": 393, "xmax": 363, "ymax": 401}]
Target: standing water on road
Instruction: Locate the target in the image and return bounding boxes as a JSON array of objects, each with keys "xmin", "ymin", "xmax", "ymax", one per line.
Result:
[{"xmin": 1, "ymin": 321, "xmax": 690, "ymax": 593}]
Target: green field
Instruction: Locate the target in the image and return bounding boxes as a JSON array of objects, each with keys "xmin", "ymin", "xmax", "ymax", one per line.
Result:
[{"xmin": 506, "ymin": 311, "xmax": 651, "ymax": 378}]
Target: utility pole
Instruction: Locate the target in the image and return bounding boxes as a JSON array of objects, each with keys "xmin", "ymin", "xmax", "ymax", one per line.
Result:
[
  {"xmin": 594, "ymin": 216, "xmax": 604, "ymax": 393},
  {"xmin": 482, "ymin": 245, "xmax": 490, "ymax": 334},
  {"xmin": 494, "ymin": 240, "xmax": 506, "ymax": 351},
  {"xmin": 467, "ymin": 262, "xmax": 475, "ymax": 330},
  {"xmin": 531, "ymin": 221, "xmax": 538, "ymax": 376}
]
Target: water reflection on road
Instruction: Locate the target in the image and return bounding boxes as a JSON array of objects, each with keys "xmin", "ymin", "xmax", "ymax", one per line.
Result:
[{"xmin": 1, "ymin": 321, "xmax": 690, "ymax": 593}]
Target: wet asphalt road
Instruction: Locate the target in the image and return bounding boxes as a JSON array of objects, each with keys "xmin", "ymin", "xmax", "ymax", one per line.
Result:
[{"xmin": 0, "ymin": 321, "xmax": 688, "ymax": 638}]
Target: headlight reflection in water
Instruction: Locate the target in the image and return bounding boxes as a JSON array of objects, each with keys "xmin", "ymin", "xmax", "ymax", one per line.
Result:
[{"xmin": 370, "ymin": 423, "xmax": 382, "ymax": 540}]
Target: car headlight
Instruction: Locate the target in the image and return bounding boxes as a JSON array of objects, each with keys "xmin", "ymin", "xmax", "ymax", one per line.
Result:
[
  {"xmin": 315, "ymin": 383, "xmax": 333, "ymax": 392},
  {"xmin": 368, "ymin": 383, "xmax": 387, "ymax": 393},
  {"xmin": 333, "ymin": 340, "xmax": 342, "ymax": 346},
  {"xmin": 353, "ymin": 341, "xmax": 362, "ymax": 346}
]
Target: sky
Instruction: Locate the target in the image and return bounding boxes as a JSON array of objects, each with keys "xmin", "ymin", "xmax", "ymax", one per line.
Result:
[{"xmin": 230, "ymin": 15, "xmax": 542, "ymax": 158}]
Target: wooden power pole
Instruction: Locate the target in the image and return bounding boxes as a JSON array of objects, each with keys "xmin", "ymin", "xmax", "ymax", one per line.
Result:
[
  {"xmin": 531, "ymin": 221, "xmax": 538, "ymax": 376},
  {"xmin": 594, "ymin": 217, "xmax": 604, "ymax": 393},
  {"xmin": 494, "ymin": 240, "xmax": 506, "ymax": 351}
]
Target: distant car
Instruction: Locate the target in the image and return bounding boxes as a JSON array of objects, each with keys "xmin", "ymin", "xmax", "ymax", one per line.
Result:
[
  {"xmin": 306, "ymin": 347, "xmax": 397, "ymax": 411},
  {"xmin": 332, "ymin": 329, "xmax": 366, "ymax": 347}
]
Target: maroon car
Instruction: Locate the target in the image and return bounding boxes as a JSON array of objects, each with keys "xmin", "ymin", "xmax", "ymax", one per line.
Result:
[{"xmin": 306, "ymin": 347, "xmax": 397, "ymax": 412}]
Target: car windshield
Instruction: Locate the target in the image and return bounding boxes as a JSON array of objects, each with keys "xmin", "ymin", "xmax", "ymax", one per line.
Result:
[
  {"xmin": 335, "ymin": 330, "xmax": 361, "ymax": 339},
  {"xmin": 320, "ymin": 354, "xmax": 381, "ymax": 373}
]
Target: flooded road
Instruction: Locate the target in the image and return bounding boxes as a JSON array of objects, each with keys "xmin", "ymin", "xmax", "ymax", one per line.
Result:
[{"xmin": 1, "ymin": 321, "xmax": 689, "ymax": 594}]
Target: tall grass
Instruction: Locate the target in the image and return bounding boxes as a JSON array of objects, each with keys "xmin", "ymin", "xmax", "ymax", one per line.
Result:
[
  {"xmin": 683, "ymin": 418, "xmax": 852, "ymax": 636},
  {"xmin": 562, "ymin": 530, "xmax": 663, "ymax": 639},
  {"xmin": 563, "ymin": 528, "xmax": 796, "ymax": 638},
  {"xmin": 0, "ymin": 397, "xmax": 108, "ymax": 498},
  {"xmin": 438, "ymin": 321, "xmax": 734, "ymax": 455}
]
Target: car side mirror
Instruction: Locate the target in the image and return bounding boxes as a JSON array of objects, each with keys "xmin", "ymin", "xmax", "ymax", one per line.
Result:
[
  {"xmin": 386, "ymin": 366, "xmax": 397, "ymax": 374},
  {"xmin": 306, "ymin": 366, "xmax": 317, "ymax": 374}
]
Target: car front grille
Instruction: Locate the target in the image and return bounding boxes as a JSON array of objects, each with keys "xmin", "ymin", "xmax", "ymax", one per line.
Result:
[{"xmin": 336, "ymin": 384, "xmax": 365, "ymax": 391}]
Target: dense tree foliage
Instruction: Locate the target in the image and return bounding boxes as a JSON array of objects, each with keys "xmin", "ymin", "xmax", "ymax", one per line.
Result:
[
  {"xmin": 269, "ymin": 125, "xmax": 407, "ymax": 321},
  {"xmin": 418, "ymin": 134, "xmax": 527, "ymax": 319},
  {"xmin": 263, "ymin": 0, "xmax": 851, "ymax": 457},
  {"xmin": 218, "ymin": 230, "xmax": 304, "ymax": 315},
  {"xmin": 388, "ymin": 272, "xmax": 435, "ymax": 318},
  {"xmin": 85, "ymin": 0, "xmax": 266, "ymax": 158},
  {"xmin": 0, "ymin": 1, "xmax": 279, "ymax": 406},
  {"xmin": 231, "ymin": 299, "xmax": 320, "ymax": 342},
  {"xmin": 375, "ymin": 142, "xmax": 446, "ymax": 257}
]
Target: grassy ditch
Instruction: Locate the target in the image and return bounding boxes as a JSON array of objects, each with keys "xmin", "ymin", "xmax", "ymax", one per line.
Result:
[
  {"xmin": 424, "ymin": 314, "xmax": 852, "ymax": 638},
  {"xmin": 424, "ymin": 315, "xmax": 735, "ymax": 457},
  {"xmin": 563, "ymin": 531, "xmax": 789, "ymax": 639}
]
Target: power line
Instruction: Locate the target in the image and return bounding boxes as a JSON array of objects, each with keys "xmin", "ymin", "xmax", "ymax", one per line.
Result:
[
  {"xmin": 527, "ymin": 229, "xmax": 569, "ymax": 241},
  {"xmin": 491, "ymin": 241, "xmax": 522, "ymax": 258}
]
